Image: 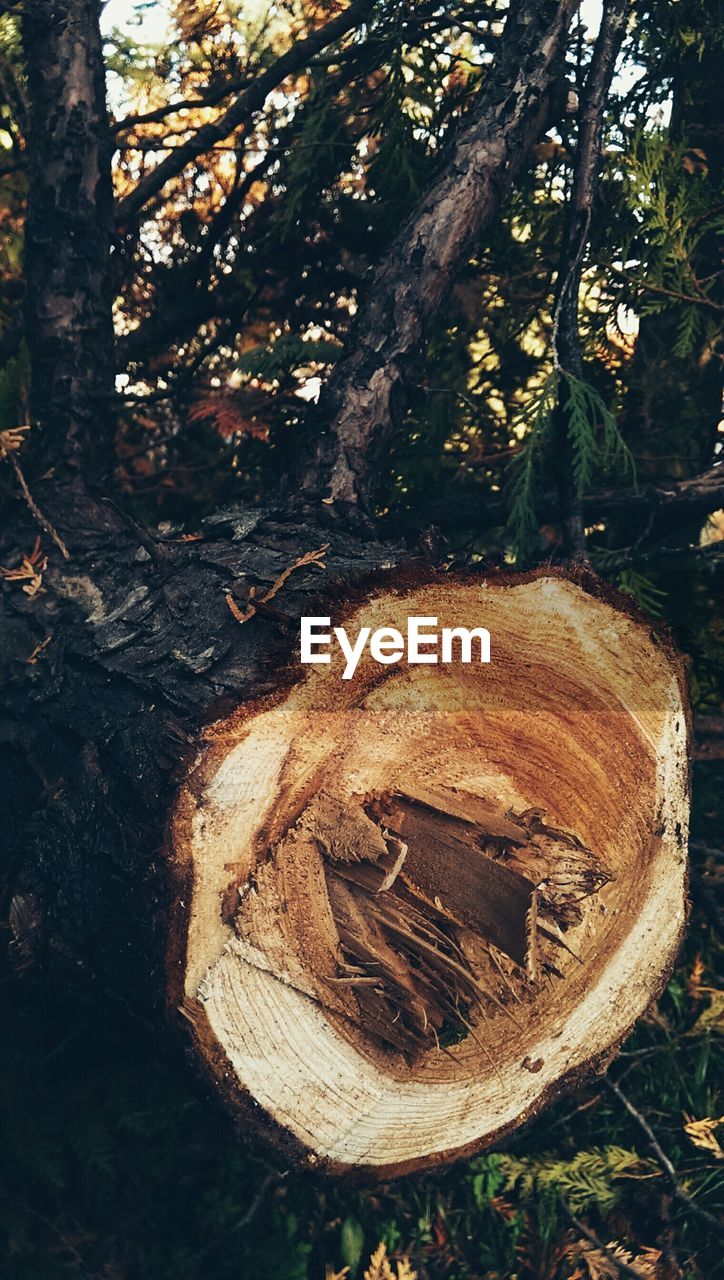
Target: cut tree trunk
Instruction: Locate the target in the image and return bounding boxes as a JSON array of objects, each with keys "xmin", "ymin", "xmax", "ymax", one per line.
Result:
[
  {"xmin": 2, "ymin": 510, "xmax": 689, "ymax": 1175},
  {"xmin": 167, "ymin": 563, "xmax": 689, "ymax": 1175}
]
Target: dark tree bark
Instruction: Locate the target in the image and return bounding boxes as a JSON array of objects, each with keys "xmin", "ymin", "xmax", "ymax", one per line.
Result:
[
  {"xmin": 1, "ymin": 497, "xmax": 400, "ymax": 1005},
  {"xmin": 619, "ymin": 28, "xmax": 723, "ymax": 484},
  {"xmin": 21, "ymin": 0, "xmax": 115, "ymax": 478}
]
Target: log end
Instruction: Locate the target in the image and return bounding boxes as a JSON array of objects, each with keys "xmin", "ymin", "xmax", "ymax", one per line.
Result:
[{"xmin": 168, "ymin": 568, "xmax": 689, "ymax": 1176}]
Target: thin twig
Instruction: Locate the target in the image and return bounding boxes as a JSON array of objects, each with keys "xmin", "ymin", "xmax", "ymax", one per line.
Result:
[
  {"xmin": 8, "ymin": 453, "xmax": 70, "ymax": 560},
  {"xmin": 192, "ymin": 1171, "xmax": 284, "ymax": 1261},
  {"xmin": 604, "ymin": 1076, "xmax": 724, "ymax": 1236},
  {"xmin": 0, "ymin": 1186, "xmax": 97, "ymax": 1278},
  {"xmin": 606, "ymin": 262, "xmax": 723, "ymax": 312},
  {"xmin": 226, "ymin": 544, "xmax": 328, "ymax": 624},
  {"xmin": 94, "ymin": 491, "xmax": 169, "ymax": 566}
]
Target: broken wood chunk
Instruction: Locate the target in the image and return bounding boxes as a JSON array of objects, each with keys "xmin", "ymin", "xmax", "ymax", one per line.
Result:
[
  {"xmin": 386, "ymin": 782, "xmax": 530, "ymax": 845},
  {"xmin": 497, "ymin": 809, "xmax": 612, "ymax": 934},
  {"xmin": 295, "ymin": 782, "xmax": 616, "ymax": 1058},
  {"xmin": 370, "ymin": 788, "xmax": 538, "ymax": 969},
  {"xmin": 230, "ymin": 782, "xmax": 613, "ymax": 1064},
  {"xmin": 307, "ymin": 791, "xmax": 390, "ymax": 863}
]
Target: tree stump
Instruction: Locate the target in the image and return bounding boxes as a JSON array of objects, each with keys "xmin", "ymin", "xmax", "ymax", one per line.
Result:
[{"xmin": 170, "ymin": 568, "xmax": 689, "ymax": 1175}]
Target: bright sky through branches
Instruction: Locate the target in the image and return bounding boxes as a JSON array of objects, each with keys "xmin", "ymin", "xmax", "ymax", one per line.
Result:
[{"xmin": 100, "ymin": 1, "xmax": 647, "ymax": 116}]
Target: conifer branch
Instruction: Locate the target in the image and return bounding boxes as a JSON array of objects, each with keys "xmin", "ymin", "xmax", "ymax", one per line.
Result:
[{"xmin": 114, "ymin": 0, "xmax": 374, "ymax": 229}]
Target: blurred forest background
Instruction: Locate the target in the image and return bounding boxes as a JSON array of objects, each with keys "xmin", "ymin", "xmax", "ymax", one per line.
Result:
[{"xmin": 0, "ymin": 0, "xmax": 722, "ymax": 1276}]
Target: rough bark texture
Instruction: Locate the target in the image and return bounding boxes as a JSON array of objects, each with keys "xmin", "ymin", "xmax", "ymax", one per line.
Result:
[
  {"xmin": 21, "ymin": 0, "xmax": 115, "ymax": 476},
  {"xmin": 1, "ymin": 495, "xmax": 402, "ymax": 1007},
  {"xmin": 299, "ymin": 0, "xmax": 581, "ymax": 516}
]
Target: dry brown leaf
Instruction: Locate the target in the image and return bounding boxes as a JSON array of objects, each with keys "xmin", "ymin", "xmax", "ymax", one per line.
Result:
[
  {"xmin": 0, "ymin": 425, "xmax": 29, "ymax": 458},
  {"xmin": 683, "ymin": 1113, "xmax": 724, "ymax": 1160},
  {"xmin": 569, "ymin": 1237, "xmax": 661, "ymax": 1279},
  {"xmin": 188, "ymin": 392, "xmax": 271, "ymax": 440},
  {"xmin": 1, "ymin": 537, "xmax": 47, "ymax": 597},
  {"xmin": 688, "ymin": 954, "xmax": 706, "ymax": 1001},
  {"xmin": 682, "ymin": 149, "xmax": 708, "ymax": 175},
  {"xmin": 363, "ymin": 1242, "xmax": 416, "ymax": 1280}
]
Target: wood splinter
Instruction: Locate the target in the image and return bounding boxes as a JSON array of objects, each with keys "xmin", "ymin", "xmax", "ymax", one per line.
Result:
[{"xmin": 264, "ymin": 783, "xmax": 611, "ymax": 1061}]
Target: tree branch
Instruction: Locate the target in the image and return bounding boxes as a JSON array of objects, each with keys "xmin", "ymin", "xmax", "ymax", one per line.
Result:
[
  {"xmin": 112, "ymin": 83, "xmax": 253, "ymax": 135},
  {"xmin": 297, "ymin": 0, "xmax": 582, "ymax": 520},
  {"xmin": 111, "ymin": 28, "xmax": 367, "ymax": 135},
  {"xmin": 587, "ymin": 465, "xmax": 724, "ymax": 522},
  {"xmin": 594, "ymin": 542, "xmax": 723, "ymax": 571},
  {"xmin": 551, "ymin": 0, "xmax": 630, "ymax": 558},
  {"xmin": 418, "ymin": 464, "xmax": 724, "ymax": 536},
  {"xmin": 114, "ymin": 0, "xmax": 373, "ymax": 230},
  {"xmin": 115, "ymin": 96, "xmax": 333, "ymax": 362}
]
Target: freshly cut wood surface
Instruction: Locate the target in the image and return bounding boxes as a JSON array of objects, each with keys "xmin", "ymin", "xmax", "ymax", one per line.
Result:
[{"xmin": 170, "ymin": 568, "xmax": 689, "ymax": 1175}]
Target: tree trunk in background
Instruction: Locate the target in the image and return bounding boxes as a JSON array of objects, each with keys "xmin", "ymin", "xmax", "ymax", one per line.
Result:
[
  {"xmin": 619, "ymin": 39, "xmax": 723, "ymax": 506},
  {"xmin": 21, "ymin": 0, "xmax": 114, "ymax": 477},
  {"xmin": 299, "ymin": 0, "xmax": 580, "ymax": 517}
]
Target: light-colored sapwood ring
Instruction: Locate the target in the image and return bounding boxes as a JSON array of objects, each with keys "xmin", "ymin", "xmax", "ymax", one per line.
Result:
[{"xmin": 169, "ymin": 569, "xmax": 689, "ymax": 1176}]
